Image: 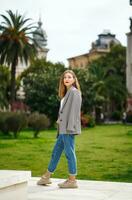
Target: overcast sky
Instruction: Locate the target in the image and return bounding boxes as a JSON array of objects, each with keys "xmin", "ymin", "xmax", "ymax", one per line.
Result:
[{"xmin": 0, "ymin": 0, "xmax": 131, "ymax": 65}]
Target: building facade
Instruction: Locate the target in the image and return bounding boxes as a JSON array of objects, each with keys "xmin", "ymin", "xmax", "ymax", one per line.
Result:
[
  {"xmin": 67, "ymin": 30, "xmax": 120, "ymax": 69},
  {"xmin": 16, "ymin": 18, "xmax": 49, "ymax": 101},
  {"xmin": 16, "ymin": 18, "xmax": 49, "ymax": 77},
  {"xmin": 126, "ymin": 24, "xmax": 132, "ymax": 112}
]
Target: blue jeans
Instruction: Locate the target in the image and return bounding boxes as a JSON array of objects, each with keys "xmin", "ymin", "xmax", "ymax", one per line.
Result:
[{"xmin": 48, "ymin": 134, "xmax": 77, "ymax": 175}]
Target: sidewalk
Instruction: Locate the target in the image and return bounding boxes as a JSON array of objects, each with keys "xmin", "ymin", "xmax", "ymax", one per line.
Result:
[{"xmin": 28, "ymin": 177, "xmax": 132, "ymax": 200}]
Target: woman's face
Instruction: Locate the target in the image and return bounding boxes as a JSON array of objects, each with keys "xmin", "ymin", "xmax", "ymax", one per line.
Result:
[{"xmin": 63, "ymin": 72, "xmax": 75, "ymax": 88}]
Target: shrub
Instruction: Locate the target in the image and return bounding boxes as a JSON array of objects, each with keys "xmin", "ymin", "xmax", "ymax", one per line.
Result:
[
  {"xmin": 110, "ymin": 111, "xmax": 121, "ymax": 121},
  {"xmin": 6, "ymin": 112, "xmax": 28, "ymax": 138},
  {"xmin": 28, "ymin": 112, "xmax": 50, "ymax": 138},
  {"xmin": 87, "ymin": 114, "xmax": 96, "ymax": 127},
  {"xmin": 0, "ymin": 112, "xmax": 10, "ymax": 135},
  {"xmin": 11, "ymin": 101, "xmax": 29, "ymax": 112},
  {"xmin": 81, "ymin": 113, "xmax": 95, "ymax": 127},
  {"xmin": 126, "ymin": 111, "xmax": 132, "ymax": 123}
]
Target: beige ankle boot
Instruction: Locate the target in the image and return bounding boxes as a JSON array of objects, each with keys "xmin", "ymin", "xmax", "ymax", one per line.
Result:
[
  {"xmin": 37, "ymin": 174, "xmax": 52, "ymax": 185},
  {"xmin": 58, "ymin": 179, "xmax": 78, "ymax": 188}
]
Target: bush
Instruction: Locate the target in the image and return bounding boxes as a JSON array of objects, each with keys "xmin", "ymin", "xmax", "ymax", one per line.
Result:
[
  {"xmin": 110, "ymin": 111, "xmax": 121, "ymax": 121},
  {"xmin": 126, "ymin": 111, "xmax": 132, "ymax": 123},
  {"xmin": 0, "ymin": 112, "xmax": 10, "ymax": 135},
  {"xmin": 28, "ymin": 112, "xmax": 50, "ymax": 138},
  {"xmin": 81, "ymin": 113, "xmax": 95, "ymax": 127},
  {"xmin": 6, "ymin": 112, "xmax": 28, "ymax": 138}
]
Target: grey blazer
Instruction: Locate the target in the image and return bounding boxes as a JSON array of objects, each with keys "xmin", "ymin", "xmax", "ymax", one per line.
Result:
[{"xmin": 57, "ymin": 86, "xmax": 82, "ymax": 135}]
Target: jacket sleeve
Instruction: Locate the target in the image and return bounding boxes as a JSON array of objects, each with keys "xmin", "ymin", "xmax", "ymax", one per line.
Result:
[{"xmin": 66, "ymin": 90, "xmax": 81, "ymax": 132}]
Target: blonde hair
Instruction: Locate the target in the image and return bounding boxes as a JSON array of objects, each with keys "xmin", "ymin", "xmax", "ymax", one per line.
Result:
[{"xmin": 58, "ymin": 70, "xmax": 81, "ymax": 98}]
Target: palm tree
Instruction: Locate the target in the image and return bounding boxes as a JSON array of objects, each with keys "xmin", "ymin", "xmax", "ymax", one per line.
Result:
[
  {"xmin": 88, "ymin": 63, "xmax": 108, "ymax": 122},
  {"xmin": 89, "ymin": 60, "xmax": 126, "ymax": 121},
  {"xmin": 0, "ymin": 65, "xmax": 10, "ymax": 108},
  {"xmin": 0, "ymin": 10, "xmax": 38, "ymax": 109}
]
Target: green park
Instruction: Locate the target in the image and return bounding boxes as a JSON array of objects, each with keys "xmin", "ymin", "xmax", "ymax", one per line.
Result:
[
  {"xmin": 0, "ymin": 4, "xmax": 132, "ymax": 200},
  {"xmin": 0, "ymin": 9, "xmax": 132, "ymax": 182},
  {"xmin": 0, "ymin": 125, "xmax": 132, "ymax": 182}
]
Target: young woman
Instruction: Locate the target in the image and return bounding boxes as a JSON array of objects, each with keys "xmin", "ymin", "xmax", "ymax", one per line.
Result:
[{"xmin": 37, "ymin": 70, "xmax": 82, "ymax": 188}]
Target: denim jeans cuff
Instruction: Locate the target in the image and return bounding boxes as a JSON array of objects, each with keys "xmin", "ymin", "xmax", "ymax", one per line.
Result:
[
  {"xmin": 69, "ymin": 173, "xmax": 77, "ymax": 176},
  {"xmin": 47, "ymin": 169, "xmax": 54, "ymax": 174}
]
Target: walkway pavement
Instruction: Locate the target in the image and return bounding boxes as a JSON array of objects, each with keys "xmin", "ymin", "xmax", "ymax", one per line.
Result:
[{"xmin": 28, "ymin": 177, "xmax": 132, "ymax": 200}]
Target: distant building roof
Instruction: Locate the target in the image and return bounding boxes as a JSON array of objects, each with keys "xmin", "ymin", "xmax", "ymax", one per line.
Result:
[
  {"xmin": 33, "ymin": 18, "xmax": 48, "ymax": 49},
  {"xmin": 67, "ymin": 30, "xmax": 121, "ymax": 68},
  {"xmin": 91, "ymin": 29, "xmax": 120, "ymax": 52},
  {"xmin": 68, "ymin": 30, "xmax": 121, "ymax": 61}
]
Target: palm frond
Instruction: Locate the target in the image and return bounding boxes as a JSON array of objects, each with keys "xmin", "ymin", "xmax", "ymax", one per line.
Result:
[{"xmin": 0, "ymin": 14, "xmax": 12, "ymax": 27}]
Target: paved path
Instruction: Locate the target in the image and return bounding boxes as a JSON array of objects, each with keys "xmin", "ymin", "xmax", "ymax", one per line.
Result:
[{"xmin": 28, "ymin": 177, "xmax": 132, "ymax": 200}]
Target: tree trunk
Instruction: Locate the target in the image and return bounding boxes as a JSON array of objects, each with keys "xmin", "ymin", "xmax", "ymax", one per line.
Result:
[
  {"xmin": 95, "ymin": 107, "xmax": 101, "ymax": 124},
  {"xmin": 34, "ymin": 130, "xmax": 39, "ymax": 138},
  {"xmin": 10, "ymin": 59, "xmax": 17, "ymax": 111}
]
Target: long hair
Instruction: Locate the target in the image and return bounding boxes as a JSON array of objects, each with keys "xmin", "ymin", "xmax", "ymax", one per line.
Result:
[{"xmin": 58, "ymin": 70, "xmax": 81, "ymax": 98}]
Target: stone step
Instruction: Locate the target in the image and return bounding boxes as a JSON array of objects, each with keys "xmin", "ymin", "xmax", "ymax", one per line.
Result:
[
  {"xmin": 0, "ymin": 170, "xmax": 31, "ymax": 200},
  {"xmin": 28, "ymin": 177, "xmax": 132, "ymax": 200}
]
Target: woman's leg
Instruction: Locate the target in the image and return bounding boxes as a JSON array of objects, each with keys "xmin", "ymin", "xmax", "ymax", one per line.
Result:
[
  {"xmin": 63, "ymin": 134, "xmax": 77, "ymax": 178},
  {"xmin": 48, "ymin": 134, "xmax": 64, "ymax": 173},
  {"xmin": 37, "ymin": 134, "xmax": 64, "ymax": 185},
  {"xmin": 58, "ymin": 134, "xmax": 78, "ymax": 188}
]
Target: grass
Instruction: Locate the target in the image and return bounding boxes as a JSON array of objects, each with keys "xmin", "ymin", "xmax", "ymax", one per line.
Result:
[{"xmin": 0, "ymin": 124, "xmax": 132, "ymax": 183}]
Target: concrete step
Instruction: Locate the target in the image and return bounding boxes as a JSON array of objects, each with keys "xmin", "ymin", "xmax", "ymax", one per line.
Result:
[
  {"xmin": 28, "ymin": 177, "xmax": 132, "ymax": 200},
  {"xmin": 0, "ymin": 170, "xmax": 31, "ymax": 200}
]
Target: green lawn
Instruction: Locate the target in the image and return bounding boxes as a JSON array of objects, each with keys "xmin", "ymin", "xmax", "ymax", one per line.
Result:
[{"xmin": 0, "ymin": 124, "xmax": 132, "ymax": 183}]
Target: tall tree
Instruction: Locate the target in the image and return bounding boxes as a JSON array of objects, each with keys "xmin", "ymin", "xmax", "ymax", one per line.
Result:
[
  {"xmin": 0, "ymin": 10, "xmax": 38, "ymax": 108},
  {"xmin": 21, "ymin": 59, "xmax": 65, "ymax": 124},
  {"xmin": 88, "ymin": 44, "xmax": 126, "ymax": 120},
  {"xmin": 0, "ymin": 65, "xmax": 10, "ymax": 108}
]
